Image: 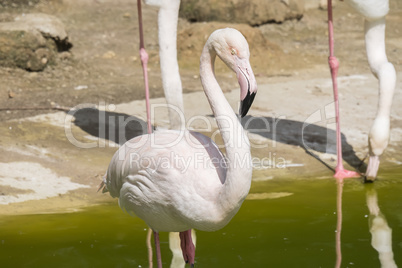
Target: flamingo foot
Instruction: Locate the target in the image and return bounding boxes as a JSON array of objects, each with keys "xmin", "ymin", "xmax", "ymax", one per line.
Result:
[
  {"xmin": 179, "ymin": 229, "xmax": 195, "ymax": 267},
  {"xmin": 334, "ymin": 166, "xmax": 360, "ymax": 179},
  {"xmin": 365, "ymin": 156, "xmax": 380, "ymax": 182}
]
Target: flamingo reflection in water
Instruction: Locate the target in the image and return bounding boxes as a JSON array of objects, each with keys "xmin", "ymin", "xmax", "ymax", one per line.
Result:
[
  {"xmin": 335, "ymin": 179, "xmax": 397, "ymax": 268},
  {"xmin": 366, "ymin": 187, "xmax": 397, "ymax": 268}
]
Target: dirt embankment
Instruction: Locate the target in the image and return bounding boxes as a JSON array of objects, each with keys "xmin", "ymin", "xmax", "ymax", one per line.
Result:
[{"xmin": 1, "ymin": 0, "xmax": 400, "ymax": 122}]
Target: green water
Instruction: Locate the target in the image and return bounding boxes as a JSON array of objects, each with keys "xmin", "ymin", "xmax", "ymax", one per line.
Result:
[{"xmin": 1, "ymin": 170, "xmax": 401, "ymax": 267}]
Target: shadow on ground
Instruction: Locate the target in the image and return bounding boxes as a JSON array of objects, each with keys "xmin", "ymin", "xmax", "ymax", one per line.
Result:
[
  {"xmin": 70, "ymin": 107, "xmax": 149, "ymax": 146},
  {"xmin": 242, "ymin": 116, "xmax": 366, "ymax": 173},
  {"xmin": 68, "ymin": 107, "xmax": 365, "ymax": 173}
]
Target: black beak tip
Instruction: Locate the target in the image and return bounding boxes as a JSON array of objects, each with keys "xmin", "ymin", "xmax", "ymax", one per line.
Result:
[{"xmin": 239, "ymin": 91, "xmax": 256, "ymax": 118}]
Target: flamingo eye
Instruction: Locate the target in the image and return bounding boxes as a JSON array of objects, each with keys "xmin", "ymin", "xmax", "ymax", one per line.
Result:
[{"xmin": 231, "ymin": 48, "xmax": 236, "ymax": 55}]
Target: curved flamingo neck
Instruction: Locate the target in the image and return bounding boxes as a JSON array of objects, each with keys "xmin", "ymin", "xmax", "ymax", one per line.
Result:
[
  {"xmin": 199, "ymin": 44, "xmax": 252, "ymax": 213},
  {"xmin": 364, "ymin": 18, "xmax": 395, "ymax": 119}
]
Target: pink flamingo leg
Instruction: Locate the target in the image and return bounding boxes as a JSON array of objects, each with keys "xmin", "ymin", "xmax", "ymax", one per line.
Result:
[
  {"xmin": 179, "ymin": 230, "xmax": 195, "ymax": 267},
  {"xmin": 327, "ymin": 0, "xmax": 360, "ymax": 179},
  {"xmin": 137, "ymin": 0, "xmax": 152, "ymax": 134},
  {"xmin": 153, "ymin": 231, "xmax": 163, "ymax": 268}
]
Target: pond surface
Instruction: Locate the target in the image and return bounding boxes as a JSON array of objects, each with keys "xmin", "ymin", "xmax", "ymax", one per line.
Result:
[{"xmin": 1, "ymin": 169, "xmax": 401, "ymax": 267}]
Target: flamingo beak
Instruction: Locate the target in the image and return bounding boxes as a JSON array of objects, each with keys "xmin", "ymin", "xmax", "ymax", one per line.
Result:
[
  {"xmin": 236, "ymin": 57, "xmax": 257, "ymax": 117},
  {"xmin": 365, "ymin": 155, "xmax": 380, "ymax": 182}
]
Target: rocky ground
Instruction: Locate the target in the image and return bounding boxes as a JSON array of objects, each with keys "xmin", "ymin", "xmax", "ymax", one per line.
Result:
[{"xmin": 0, "ymin": 0, "xmax": 401, "ymax": 215}]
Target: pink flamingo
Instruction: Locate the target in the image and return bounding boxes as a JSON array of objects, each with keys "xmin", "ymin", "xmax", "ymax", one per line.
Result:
[
  {"xmin": 101, "ymin": 28, "xmax": 257, "ymax": 267},
  {"xmin": 326, "ymin": 0, "xmax": 396, "ymax": 180}
]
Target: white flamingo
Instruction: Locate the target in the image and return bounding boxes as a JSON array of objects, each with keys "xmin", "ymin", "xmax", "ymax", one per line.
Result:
[
  {"xmin": 101, "ymin": 28, "xmax": 257, "ymax": 267},
  {"xmin": 326, "ymin": 0, "xmax": 396, "ymax": 180},
  {"xmin": 346, "ymin": 0, "xmax": 396, "ymax": 181}
]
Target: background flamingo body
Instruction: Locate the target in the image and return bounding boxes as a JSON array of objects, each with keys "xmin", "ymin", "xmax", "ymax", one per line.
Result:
[
  {"xmin": 344, "ymin": 0, "xmax": 396, "ymax": 180},
  {"xmin": 146, "ymin": 0, "xmax": 184, "ymax": 130}
]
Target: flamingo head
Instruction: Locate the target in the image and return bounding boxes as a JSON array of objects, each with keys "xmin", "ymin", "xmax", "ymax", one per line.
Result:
[{"xmin": 209, "ymin": 28, "xmax": 258, "ymax": 117}]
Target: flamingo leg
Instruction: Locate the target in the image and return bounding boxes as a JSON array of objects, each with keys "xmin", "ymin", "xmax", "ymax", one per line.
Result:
[
  {"xmin": 179, "ymin": 230, "xmax": 195, "ymax": 267},
  {"xmin": 137, "ymin": 0, "xmax": 152, "ymax": 134},
  {"xmin": 153, "ymin": 231, "xmax": 163, "ymax": 268},
  {"xmin": 327, "ymin": 0, "xmax": 360, "ymax": 179},
  {"xmin": 146, "ymin": 228, "xmax": 153, "ymax": 268}
]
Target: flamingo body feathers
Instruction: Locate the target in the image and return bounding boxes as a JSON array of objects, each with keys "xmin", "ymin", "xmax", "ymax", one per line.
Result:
[
  {"xmin": 106, "ymin": 129, "xmax": 233, "ymax": 232},
  {"xmin": 104, "ymin": 28, "xmax": 257, "ymax": 235}
]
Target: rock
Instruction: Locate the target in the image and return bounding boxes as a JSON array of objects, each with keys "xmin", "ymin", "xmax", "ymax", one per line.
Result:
[
  {"xmin": 0, "ymin": 27, "xmax": 53, "ymax": 71},
  {"xmin": 0, "ymin": 13, "xmax": 72, "ymax": 71},
  {"xmin": 123, "ymin": 12, "xmax": 131, "ymax": 18},
  {"xmin": 8, "ymin": 90, "xmax": 15, "ymax": 98},
  {"xmin": 58, "ymin": 51, "xmax": 72, "ymax": 60},
  {"xmin": 14, "ymin": 13, "xmax": 72, "ymax": 51},
  {"xmin": 102, "ymin": 50, "xmax": 116, "ymax": 59},
  {"xmin": 179, "ymin": 0, "xmax": 304, "ymax": 25},
  {"xmin": 0, "ymin": 0, "xmax": 40, "ymax": 9}
]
